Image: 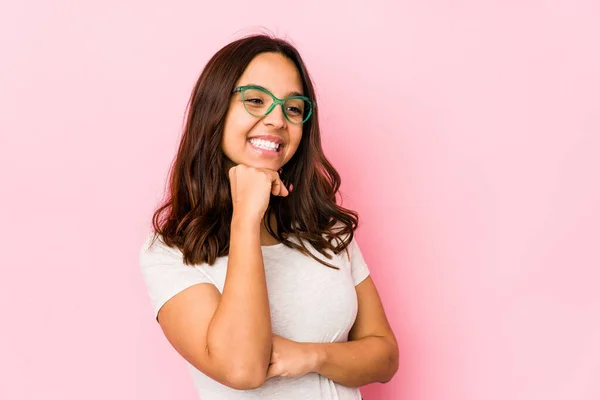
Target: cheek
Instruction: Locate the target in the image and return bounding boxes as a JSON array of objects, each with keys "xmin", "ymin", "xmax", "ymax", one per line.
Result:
[
  {"xmin": 290, "ymin": 129, "xmax": 303, "ymax": 150},
  {"xmin": 222, "ymin": 111, "xmax": 255, "ymax": 149},
  {"xmin": 284, "ymin": 130, "xmax": 303, "ymax": 161}
]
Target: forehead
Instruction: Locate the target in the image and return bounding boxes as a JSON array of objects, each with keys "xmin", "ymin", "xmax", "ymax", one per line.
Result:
[{"xmin": 236, "ymin": 52, "xmax": 304, "ymax": 96}]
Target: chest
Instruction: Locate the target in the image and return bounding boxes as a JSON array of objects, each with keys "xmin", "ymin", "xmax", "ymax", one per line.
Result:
[{"xmin": 262, "ymin": 247, "xmax": 359, "ymax": 343}]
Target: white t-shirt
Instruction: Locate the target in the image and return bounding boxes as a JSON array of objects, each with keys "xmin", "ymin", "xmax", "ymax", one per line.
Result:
[{"xmin": 139, "ymin": 231, "xmax": 370, "ymax": 400}]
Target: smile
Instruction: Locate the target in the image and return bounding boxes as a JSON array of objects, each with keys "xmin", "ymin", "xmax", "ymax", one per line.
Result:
[{"xmin": 248, "ymin": 138, "xmax": 282, "ymax": 151}]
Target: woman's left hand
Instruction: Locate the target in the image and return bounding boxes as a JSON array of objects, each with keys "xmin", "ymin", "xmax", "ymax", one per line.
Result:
[{"xmin": 266, "ymin": 334, "xmax": 321, "ymax": 379}]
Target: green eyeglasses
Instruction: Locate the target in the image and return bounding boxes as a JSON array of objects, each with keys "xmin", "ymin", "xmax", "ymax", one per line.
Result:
[{"xmin": 232, "ymin": 85, "xmax": 315, "ymax": 125}]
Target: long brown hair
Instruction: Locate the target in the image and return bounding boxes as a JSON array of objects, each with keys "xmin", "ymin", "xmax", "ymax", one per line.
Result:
[{"xmin": 151, "ymin": 34, "xmax": 359, "ymax": 269}]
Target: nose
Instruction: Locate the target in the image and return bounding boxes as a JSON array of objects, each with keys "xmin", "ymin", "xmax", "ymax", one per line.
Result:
[{"xmin": 262, "ymin": 103, "xmax": 287, "ymax": 129}]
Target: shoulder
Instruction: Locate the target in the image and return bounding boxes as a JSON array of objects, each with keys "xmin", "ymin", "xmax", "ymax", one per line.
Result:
[
  {"xmin": 328, "ymin": 221, "xmax": 370, "ymax": 284},
  {"xmin": 139, "ymin": 232, "xmax": 183, "ymax": 266},
  {"xmin": 138, "ymin": 232, "xmax": 217, "ymax": 319},
  {"xmin": 328, "ymin": 220, "xmax": 357, "ymax": 257}
]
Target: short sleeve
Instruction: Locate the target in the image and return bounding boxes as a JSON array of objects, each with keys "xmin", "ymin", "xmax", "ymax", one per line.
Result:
[
  {"xmin": 350, "ymin": 238, "xmax": 370, "ymax": 286},
  {"xmin": 139, "ymin": 233, "xmax": 215, "ymax": 321}
]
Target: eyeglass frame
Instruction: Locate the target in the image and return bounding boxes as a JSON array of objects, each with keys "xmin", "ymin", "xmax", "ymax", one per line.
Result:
[{"xmin": 232, "ymin": 85, "xmax": 315, "ymax": 125}]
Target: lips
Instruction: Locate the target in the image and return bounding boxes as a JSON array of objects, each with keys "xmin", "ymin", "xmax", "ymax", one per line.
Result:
[
  {"xmin": 248, "ymin": 138, "xmax": 280, "ymax": 151},
  {"xmin": 248, "ymin": 135, "xmax": 285, "ymax": 153},
  {"xmin": 247, "ymin": 135, "xmax": 285, "ymax": 146}
]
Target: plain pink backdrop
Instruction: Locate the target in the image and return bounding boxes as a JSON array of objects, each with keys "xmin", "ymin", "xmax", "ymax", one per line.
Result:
[{"xmin": 1, "ymin": 1, "xmax": 599, "ymax": 399}]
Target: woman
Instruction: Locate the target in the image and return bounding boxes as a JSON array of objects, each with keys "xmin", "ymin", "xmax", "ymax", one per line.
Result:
[{"xmin": 139, "ymin": 34, "xmax": 399, "ymax": 399}]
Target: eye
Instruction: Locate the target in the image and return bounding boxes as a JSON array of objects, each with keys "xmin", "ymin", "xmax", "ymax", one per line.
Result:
[
  {"xmin": 284, "ymin": 98, "xmax": 307, "ymax": 117},
  {"xmin": 242, "ymin": 88, "xmax": 270, "ymax": 108},
  {"xmin": 245, "ymin": 97, "xmax": 264, "ymax": 105},
  {"xmin": 286, "ymin": 106, "xmax": 303, "ymax": 116}
]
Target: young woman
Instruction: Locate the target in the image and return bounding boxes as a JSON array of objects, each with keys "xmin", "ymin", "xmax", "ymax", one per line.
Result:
[{"xmin": 140, "ymin": 34, "xmax": 398, "ymax": 399}]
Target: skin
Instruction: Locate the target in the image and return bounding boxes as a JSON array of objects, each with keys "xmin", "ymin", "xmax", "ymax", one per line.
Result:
[
  {"xmin": 221, "ymin": 52, "xmax": 303, "ymax": 244},
  {"xmin": 222, "ymin": 52, "xmax": 304, "ymax": 173},
  {"xmin": 156, "ymin": 52, "xmax": 398, "ymax": 391}
]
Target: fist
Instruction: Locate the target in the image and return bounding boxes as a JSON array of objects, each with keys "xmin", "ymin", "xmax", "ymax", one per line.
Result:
[{"xmin": 228, "ymin": 164, "xmax": 289, "ymax": 220}]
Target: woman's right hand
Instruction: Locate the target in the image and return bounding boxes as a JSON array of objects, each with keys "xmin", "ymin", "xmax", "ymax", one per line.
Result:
[{"xmin": 228, "ymin": 164, "xmax": 289, "ymax": 221}]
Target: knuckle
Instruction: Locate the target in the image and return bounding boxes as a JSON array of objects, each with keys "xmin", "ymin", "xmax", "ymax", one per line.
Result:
[{"xmin": 259, "ymin": 171, "xmax": 271, "ymax": 181}]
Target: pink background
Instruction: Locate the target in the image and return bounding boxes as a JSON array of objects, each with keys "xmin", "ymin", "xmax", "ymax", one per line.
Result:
[{"xmin": 1, "ymin": 1, "xmax": 599, "ymax": 399}]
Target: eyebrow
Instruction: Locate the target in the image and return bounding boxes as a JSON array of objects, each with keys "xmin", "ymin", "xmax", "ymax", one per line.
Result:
[{"xmin": 245, "ymin": 83, "xmax": 304, "ymax": 97}]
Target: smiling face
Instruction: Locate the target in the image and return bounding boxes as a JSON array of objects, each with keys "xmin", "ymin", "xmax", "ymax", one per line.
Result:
[{"xmin": 221, "ymin": 52, "xmax": 305, "ymax": 171}]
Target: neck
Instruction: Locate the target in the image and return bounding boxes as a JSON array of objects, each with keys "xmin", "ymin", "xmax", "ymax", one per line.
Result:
[{"xmin": 260, "ymin": 211, "xmax": 280, "ymax": 245}]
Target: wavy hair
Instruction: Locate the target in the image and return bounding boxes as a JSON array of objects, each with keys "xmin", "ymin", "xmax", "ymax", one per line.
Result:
[{"xmin": 151, "ymin": 34, "xmax": 359, "ymax": 269}]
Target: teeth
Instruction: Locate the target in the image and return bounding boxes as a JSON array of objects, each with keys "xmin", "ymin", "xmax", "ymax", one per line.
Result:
[{"xmin": 249, "ymin": 138, "xmax": 280, "ymax": 151}]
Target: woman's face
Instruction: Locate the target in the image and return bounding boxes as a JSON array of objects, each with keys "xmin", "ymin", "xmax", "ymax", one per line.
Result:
[{"xmin": 221, "ymin": 52, "xmax": 305, "ymax": 172}]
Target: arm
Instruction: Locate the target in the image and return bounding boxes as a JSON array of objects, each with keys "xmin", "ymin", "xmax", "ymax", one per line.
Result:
[
  {"xmin": 206, "ymin": 214, "xmax": 273, "ymax": 383},
  {"xmin": 314, "ymin": 276, "xmax": 398, "ymax": 385},
  {"xmin": 156, "ymin": 214, "xmax": 271, "ymax": 390},
  {"xmin": 154, "ymin": 166, "xmax": 288, "ymax": 390},
  {"xmin": 267, "ymin": 276, "xmax": 399, "ymax": 387}
]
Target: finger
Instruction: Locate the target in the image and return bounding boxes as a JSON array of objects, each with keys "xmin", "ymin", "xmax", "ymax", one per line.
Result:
[
  {"xmin": 258, "ymin": 169, "xmax": 288, "ymax": 197},
  {"xmin": 269, "ymin": 172, "xmax": 289, "ymax": 197},
  {"xmin": 266, "ymin": 362, "xmax": 280, "ymax": 379},
  {"xmin": 228, "ymin": 166, "xmax": 234, "ymax": 180},
  {"xmin": 228, "ymin": 166, "xmax": 237, "ymax": 199},
  {"xmin": 271, "ymin": 179, "xmax": 289, "ymax": 197}
]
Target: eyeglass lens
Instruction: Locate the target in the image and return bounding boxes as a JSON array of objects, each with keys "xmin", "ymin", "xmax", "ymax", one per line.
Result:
[{"xmin": 242, "ymin": 88, "xmax": 310, "ymax": 124}]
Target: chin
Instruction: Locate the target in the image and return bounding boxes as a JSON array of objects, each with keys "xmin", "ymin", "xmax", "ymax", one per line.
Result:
[{"xmin": 252, "ymin": 161, "xmax": 282, "ymax": 171}]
